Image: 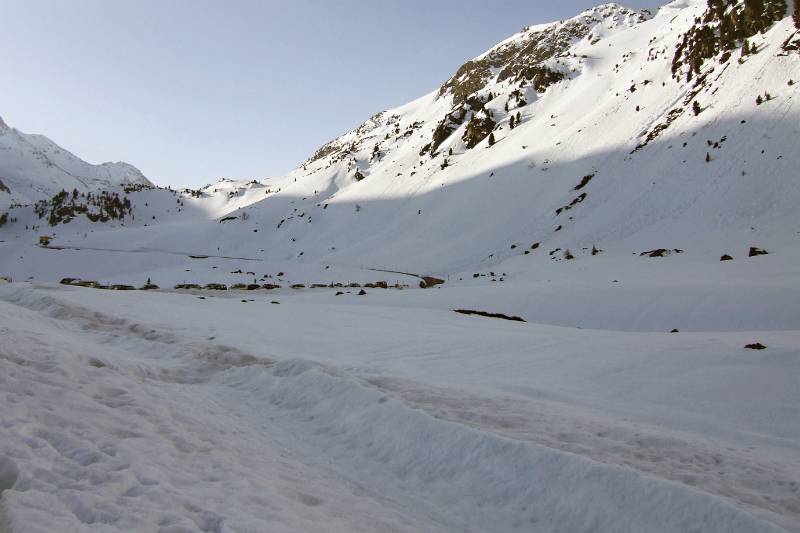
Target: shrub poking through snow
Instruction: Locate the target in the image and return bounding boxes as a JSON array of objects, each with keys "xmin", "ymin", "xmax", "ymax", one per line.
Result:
[
  {"xmin": 453, "ymin": 309, "xmax": 526, "ymax": 322},
  {"xmin": 641, "ymin": 248, "xmax": 683, "ymax": 258},
  {"xmin": 574, "ymin": 174, "xmax": 595, "ymax": 191}
]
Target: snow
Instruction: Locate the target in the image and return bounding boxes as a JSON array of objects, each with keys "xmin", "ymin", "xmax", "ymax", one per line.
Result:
[
  {"xmin": 1, "ymin": 0, "xmax": 800, "ymax": 530},
  {"xmin": 5, "ymin": 1, "xmax": 798, "ymax": 285},
  {"xmin": 0, "ymin": 283, "xmax": 797, "ymax": 532},
  {"xmin": 0, "ymin": 118, "xmax": 150, "ymax": 210}
]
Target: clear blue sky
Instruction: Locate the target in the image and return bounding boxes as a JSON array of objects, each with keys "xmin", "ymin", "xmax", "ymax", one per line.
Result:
[{"xmin": 1, "ymin": 0, "xmax": 663, "ymax": 187}]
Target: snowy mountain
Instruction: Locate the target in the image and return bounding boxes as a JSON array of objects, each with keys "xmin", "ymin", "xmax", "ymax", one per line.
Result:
[
  {"xmin": 1, "ymin": 2, "xmax": 800, "ymax": 532},
  {"xmin": 2, "ymin": 0, "xmax": 798, "ymax": 285},
  {"xmin": 241, "ymin": 0, "xmax": 798, "ymax": 274},
  {"xmin": 0, "ymin": 114, "xmax": 151, "ymax": 211}
]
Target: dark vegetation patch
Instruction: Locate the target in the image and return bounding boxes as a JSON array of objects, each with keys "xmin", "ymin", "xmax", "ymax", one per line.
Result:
[
  {"xmin": 573, "ymin": 173, "xmax": 595, "ymax": 191},
  {"xmin": 745, "ymin": 342, "xmax": 767, "ymax": 350},
  {"xmin": 640, "ymin": 248, "xmax": 684, "ymax": 257},
  {"xmin": 34, "ymin": 189, "xmax": 132, "ymax": 226},
  {"xmin": 175, "ymin": 284, "xmax": 202, "ymax": 290},
  {"xmin": 555, "ymin": 193, "xmax": 588, "ymax": 216},
  {"xmin": 454, "ymin": 309, "xmax": 526, "ymax": 322},
  {"xmin": 462, "ymin": 114, "xmax": 497, "ymax": 149}
]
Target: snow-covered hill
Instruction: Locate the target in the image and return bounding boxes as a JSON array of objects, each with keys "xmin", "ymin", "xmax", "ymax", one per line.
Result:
[
  {"xmin": 238, "ymin": 0, "xmax": 799, "ymax": 274},
  {"xmin": 2, "ymin": 0, "xmax": 797, "ymax": 293},
  {"xmin": 0, "ymin": 115, "xmax": 151, "ymax": 211}
]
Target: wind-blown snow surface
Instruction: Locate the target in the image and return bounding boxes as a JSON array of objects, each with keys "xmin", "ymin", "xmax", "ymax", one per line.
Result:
[{"xmin": 0, "ymin": 282, "xmax": 798, "ymax": 532}]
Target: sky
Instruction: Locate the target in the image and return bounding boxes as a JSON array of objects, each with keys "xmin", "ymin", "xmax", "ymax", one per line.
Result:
[{"xmin": 1, "ymin": 0, "xmax": 664, "ymax": 188}]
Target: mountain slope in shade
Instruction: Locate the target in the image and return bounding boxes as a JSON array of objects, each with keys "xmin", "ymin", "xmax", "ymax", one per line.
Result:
[{"xmin": 0, "ymin": 115, "xmax": 151, "ymax": 210}]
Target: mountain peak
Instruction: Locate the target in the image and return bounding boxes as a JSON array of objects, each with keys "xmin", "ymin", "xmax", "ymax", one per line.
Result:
[
  {"xmin": 436, "ymin": 3, "xmax": 650, "ymax": 107},
  {"xmin": 0, "ymin": 116, "xmax": 152, "ymax": 205}
]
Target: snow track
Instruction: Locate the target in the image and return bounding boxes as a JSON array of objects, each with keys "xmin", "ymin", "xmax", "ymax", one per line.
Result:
[{"xmin": 0, "ymin": 284, "xmax": 794, "ymax": 532}]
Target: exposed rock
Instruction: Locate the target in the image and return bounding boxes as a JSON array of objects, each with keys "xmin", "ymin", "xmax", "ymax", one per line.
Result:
[
  {"xmin": 419, "ymin": 276, "xmax": 445, "ymax": 289},
  {"xmin": 745, "ymin": 343, "xmax": 767, "ymax": 350}
]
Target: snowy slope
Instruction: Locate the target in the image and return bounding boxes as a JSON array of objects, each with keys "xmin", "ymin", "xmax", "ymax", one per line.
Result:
[
  {"xmin": 0, "ymin": 115, "xmax": 151, "ymax": 210},
  {"xmin": 3, "ymin": 0, "xmax": 797, "ymax": 288}
]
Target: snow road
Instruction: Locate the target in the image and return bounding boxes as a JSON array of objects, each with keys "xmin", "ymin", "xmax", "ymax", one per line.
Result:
[{"xmin": 1, "ymin": 283, "xmax": 797, "ymax": 532}]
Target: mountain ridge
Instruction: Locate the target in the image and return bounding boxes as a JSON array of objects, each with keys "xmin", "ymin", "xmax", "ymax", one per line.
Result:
[{"xmin": 0, "ymin": 115, "xmax": 151, "ymax": 210}]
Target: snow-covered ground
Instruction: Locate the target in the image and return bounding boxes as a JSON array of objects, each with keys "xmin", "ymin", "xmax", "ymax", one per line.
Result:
[
  {"xmin": 0, "ymin": 282, "xmax": 798, "ymax": 532},
  {"xmin": 2, "ymin": 0, "xmax": 799, "ymax": 531}
]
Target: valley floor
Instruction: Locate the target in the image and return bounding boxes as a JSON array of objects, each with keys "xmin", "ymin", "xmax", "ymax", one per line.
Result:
[{"xmin": 0, "ymin": 282, "xmax": 798, "ymax": 532}]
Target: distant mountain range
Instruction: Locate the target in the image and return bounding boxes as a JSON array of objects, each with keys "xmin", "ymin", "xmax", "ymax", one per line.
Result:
[{"xmin": 0, "ymin": 115, "xmax": 150, "ymax": 210}]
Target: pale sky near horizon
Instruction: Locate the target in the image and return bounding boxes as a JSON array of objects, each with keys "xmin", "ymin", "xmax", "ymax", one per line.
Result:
[{"xmin": 1, "ymin": 0, "xmax": 663, "ymax": 187}]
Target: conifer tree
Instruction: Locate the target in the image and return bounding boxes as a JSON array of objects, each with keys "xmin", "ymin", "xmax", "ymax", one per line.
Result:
[{"xmin": 794, "ymin": 0, "xmax": 800, "ymax": 28}]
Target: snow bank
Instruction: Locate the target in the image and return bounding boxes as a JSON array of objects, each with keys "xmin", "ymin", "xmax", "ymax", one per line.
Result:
[
  {"xmin": 0, "ymin": 283, "xmax": 793, "ymax": 532},
  {"xmin": 224, "ymin": 359, "xmax": 787, "ymax": 533}
]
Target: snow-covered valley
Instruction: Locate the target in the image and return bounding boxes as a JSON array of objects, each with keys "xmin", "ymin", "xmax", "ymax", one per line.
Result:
[{"xmin": 1, "ymin": 0, "xmax": 799, "ymax": 531}]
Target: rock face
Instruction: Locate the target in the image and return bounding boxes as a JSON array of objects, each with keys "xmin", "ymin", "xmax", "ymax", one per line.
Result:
[{"xmin": 302, "ymin": 3, "xmax": 652, "ymax": 178}]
